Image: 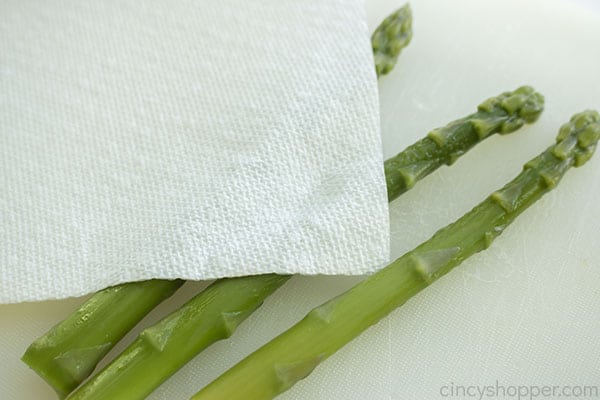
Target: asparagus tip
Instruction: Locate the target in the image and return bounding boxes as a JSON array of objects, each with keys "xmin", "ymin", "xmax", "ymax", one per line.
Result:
[
  {"xmin": 372, "ymin": 4, "xmax": 412, "ymax": 77},
  {"xmin": 477, "ymin": 86, "xmax": 545, "ymax": 135},
  {"xmin": 554, "ymin": 110, "xmax": 600, "ymax": 166}
]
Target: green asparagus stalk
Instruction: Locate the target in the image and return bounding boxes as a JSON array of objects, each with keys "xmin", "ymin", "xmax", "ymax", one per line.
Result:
[
  {"xmin": 22, "ymin": 7, "xmax": 414, "ymax": 397},
  {"xmin": 192, "ymin": 110, "xmax": 600, "ymax": 400},
  {"xmin": 64, "ymin": 87, "xmax": 544, "ymax": 400},
  {"xmin": 21, "ymin": 279, "xmax": 183, "ymax": 399},
  {"xmin": 372, "ymin": 5, "xmax": 412, "ymax": 77},
  {"xmin": 385, "ymin": 86, "xmax": 543, "ymax": 201}
]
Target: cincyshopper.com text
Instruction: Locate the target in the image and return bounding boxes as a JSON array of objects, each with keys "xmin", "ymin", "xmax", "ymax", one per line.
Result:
[{"xmin": 439, "ymin": 380, "xmax": 599, "ymax": 399}]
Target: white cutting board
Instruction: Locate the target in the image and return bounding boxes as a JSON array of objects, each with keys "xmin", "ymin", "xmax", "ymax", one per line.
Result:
[{"xmin": 1, "ymin": 0, "xmax": 599, "ymax": 399}]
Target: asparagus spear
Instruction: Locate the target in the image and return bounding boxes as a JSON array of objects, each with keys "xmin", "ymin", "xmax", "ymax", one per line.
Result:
[
  {"xmin": 64, "ymin": 87, "xmax": 544, "ymax": 400},
  {"xmin": 22, "ymin": 6, "xmax": 414, "ymax": 397},
  {"xmin": 372, "ymin": 4, "xmax": 413, "ymax": 77},
  {"xmin": 21, "ymin": 279, "xmax": 183, "ymax": 399},
  {"xmin": 191, "ymin": 110, "xmax": 600, "ymax": 400},
  {"xmin": 385, "ymin": 86, "xmax": 543, "ymax": 201}
]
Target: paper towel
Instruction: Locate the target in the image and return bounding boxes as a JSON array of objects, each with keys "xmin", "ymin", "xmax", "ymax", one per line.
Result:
[{"xmin": 0, "ymin": 0, "xmax": 389, "ymax": 303}]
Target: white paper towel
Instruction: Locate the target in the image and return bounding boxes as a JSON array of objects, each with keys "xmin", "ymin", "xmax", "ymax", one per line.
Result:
[{"xmin": 0, "ymin": 0, "xmax": 389, "ymax": 303}]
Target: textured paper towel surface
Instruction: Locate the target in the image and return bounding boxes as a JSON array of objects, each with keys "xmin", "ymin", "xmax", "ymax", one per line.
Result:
[{"xmin": 0, "ymin": 0, "xmax": 388, "ymax": 303}]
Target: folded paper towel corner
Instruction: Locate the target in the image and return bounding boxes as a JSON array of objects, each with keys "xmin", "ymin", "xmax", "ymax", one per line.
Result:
[{"xmin": 0, "ymin": 0, "xmax": 389, "ymax": 303}]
